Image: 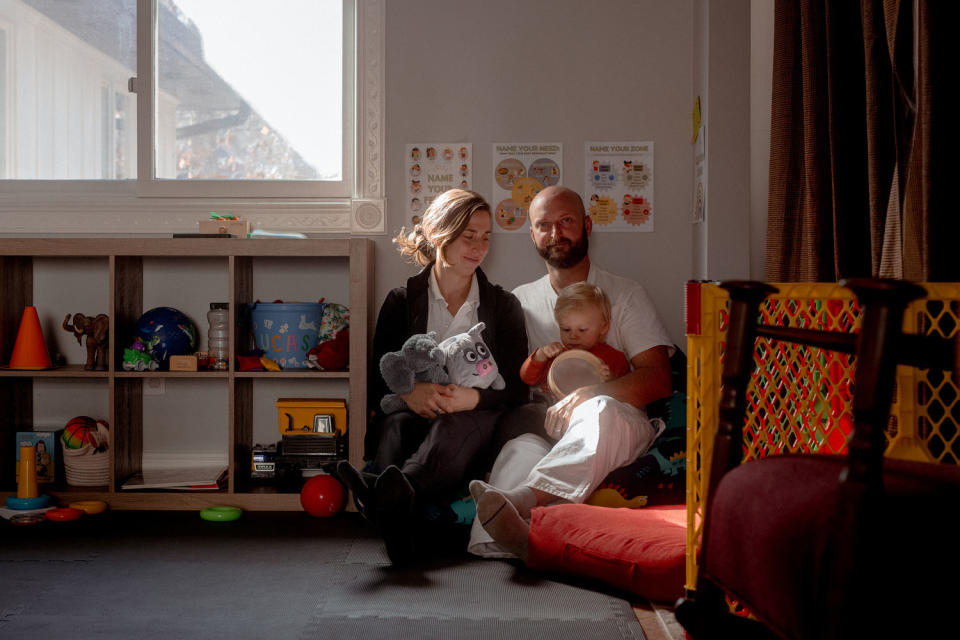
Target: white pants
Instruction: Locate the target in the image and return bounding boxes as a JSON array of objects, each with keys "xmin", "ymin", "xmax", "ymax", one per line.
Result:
[{"xmin": 467, "ymin": 395, "xmax": 663, "ymax": 558}]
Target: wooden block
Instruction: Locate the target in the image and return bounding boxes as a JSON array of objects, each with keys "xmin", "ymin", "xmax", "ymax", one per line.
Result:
[
  {"xmin": 169, "ymin": 355, "xmax": 198, "ymax": 371},
  {"xmin": 198, "ymin": 220, "xmax": 250, "ymax": 237}
]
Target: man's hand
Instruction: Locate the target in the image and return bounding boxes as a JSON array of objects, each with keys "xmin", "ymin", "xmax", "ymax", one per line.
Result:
[
  {"xmin": 542, "ymin": 345, "xmax": 672, "ymax": 439},
  {"xmin": 543, "ymin": 383, "xmax": 604, "ymax": 439},
  {"xmin": 436, "ymin": 384, "xmax": 480, "ymax": 414},
  {"xmin": 534, "ymin": 342, "xmax": 566, "ymax": 362},
  {"xmin": 401, "ymin": 382, "xmax": 454, "ymax": 419}
]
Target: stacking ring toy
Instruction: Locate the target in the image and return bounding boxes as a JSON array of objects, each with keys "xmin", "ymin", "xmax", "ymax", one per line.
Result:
[
  {"xmin": 200, "ymin": 505, "xmax": 242, "ymax": 522},
  {"xmin": 10, "ymin": 513, "xmax": 46, "ymax": 526},
  {"xmin": 45, "ymin": 507, "xmax": 84, "ymax": 522},
  {"xmin": 5, "ymin": 495, "xmax": 51, "ymax": 510},
  {"xmin": 69, "ymin": 500, "xmax": 108, "ymax": 515}
]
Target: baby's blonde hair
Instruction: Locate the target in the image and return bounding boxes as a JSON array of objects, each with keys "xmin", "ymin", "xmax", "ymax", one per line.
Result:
[
  {"xmin": 554, "ymin": 283, "xmax": 612, "ymax": 328},
  {"xmin": 393, "ymin": 189, "xmax": 490, "ymax": 267}
]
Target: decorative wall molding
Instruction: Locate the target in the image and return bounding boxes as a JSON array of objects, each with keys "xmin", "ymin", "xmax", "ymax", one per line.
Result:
[{"xmin": 353, "ymin": 0, "xmax": 386, "ymax": 234}]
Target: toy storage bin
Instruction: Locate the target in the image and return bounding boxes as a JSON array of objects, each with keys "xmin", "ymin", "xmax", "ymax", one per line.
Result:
[
  {"xmin": 250, "ymin": 302, "xmax": 325, "ymax": 369},
  {"xmin": 685, "ymin": 281, "xmax": 960, "ymax": 593},
  {"xmin": 63, "ymin": 444, "xmax": 110, "ymax": 486}
]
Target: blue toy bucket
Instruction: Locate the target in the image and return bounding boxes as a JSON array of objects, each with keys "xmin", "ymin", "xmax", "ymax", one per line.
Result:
[{"xmin": 250, "ymin": 302, "xmax": 325, "ymax": 369}]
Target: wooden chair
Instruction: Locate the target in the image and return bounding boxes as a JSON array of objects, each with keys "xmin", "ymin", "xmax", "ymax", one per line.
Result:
[{"xmin": 675, "ymin": 279, "xmax": 960, "ymax": 640}]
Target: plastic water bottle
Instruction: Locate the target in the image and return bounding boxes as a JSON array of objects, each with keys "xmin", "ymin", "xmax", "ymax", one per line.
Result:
[{"xmin": 207, "ymin": 302, "xmax": 229, "ymax": 370}]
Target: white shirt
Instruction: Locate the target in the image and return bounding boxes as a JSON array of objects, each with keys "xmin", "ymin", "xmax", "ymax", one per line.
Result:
[
  {"xmin": 512, "ymin": 264, "xmax": 674, "ymax": 361},
  {"xmin": 427, "ymin": 268, "xmax": 480, "ymax": 340}
]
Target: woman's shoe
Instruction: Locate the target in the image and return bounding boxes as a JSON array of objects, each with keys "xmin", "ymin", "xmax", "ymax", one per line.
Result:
[
  {"xmin": 335, "ymin": 460, "xmax": 376, "ymax": 520},
  {"xmin": 373, "ymin": 465, "xmax": 416, "ymax": 566}
]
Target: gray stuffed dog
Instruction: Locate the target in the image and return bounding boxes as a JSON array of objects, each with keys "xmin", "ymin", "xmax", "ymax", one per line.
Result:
[
  {"xmin": 379, "ymin": 322, "xmax": 504, "ymax": 414},
  {"xmin": 379, "ymin": 331, "xmax": 449, "ymax": 413}
]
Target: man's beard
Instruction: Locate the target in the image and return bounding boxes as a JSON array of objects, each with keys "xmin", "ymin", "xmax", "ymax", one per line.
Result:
[{"xmin": 537, "ymin": 232, "xmax": 589, "ymax": 269}]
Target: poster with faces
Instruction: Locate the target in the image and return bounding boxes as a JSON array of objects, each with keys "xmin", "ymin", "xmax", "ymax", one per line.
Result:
[
  {"xmin": 491, "ymin": 142, "xmax": 563, "ymax": 233},
  {"xmin": 406, "ymin": 143, "xmax": 472, "ymax": 225},
  {"xmin": 584, "ymin": 141, "xmax": 655, "ymax": 232}
]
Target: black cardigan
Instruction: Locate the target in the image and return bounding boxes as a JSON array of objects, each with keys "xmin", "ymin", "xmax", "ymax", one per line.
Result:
[{"xmin": 368, "ymin": 264, "xmax": 529, "ymax": 420}]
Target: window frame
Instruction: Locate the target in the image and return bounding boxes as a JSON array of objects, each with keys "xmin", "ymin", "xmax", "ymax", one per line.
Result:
[{"xmin": 0, "ymin": 0, "xmax": 385, "ymax": 234}]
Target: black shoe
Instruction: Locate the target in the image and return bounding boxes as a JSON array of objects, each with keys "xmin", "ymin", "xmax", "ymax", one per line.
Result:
[
  {"xmin": 336, "ymin": 460, "xmax": 375, "ymax": 520},
  {"xmin": 373, "ymin": 465, "xmax": 416, "ymax": 566}
]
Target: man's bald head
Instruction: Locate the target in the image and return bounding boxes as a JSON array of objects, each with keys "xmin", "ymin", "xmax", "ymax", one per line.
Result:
[{"xmin": 529, "ymin": 186, "xmax": 586, "ymax": 223}]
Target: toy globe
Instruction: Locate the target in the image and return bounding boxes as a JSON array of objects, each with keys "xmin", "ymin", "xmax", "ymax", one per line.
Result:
[
  {"xmin": 62, "ymin": 416, "xmax": 98, "ymax": 449},
  {"xmin": 134, "ymin": 307, "xmax": 197, "ymax": 368},
  {"xmin": 300, "ymin": 474, "xmax": 345, "ymax": 517}
]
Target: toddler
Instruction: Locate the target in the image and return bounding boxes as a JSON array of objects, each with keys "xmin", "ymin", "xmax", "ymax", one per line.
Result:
[{"xmin": 520, "ymin": 282, "xmax": 630, "ymax": 397}]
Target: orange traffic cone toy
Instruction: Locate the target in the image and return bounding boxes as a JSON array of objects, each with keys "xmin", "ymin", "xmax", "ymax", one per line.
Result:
[{"xmin": 8, "ymin": 306, "xmax": 52, "ymax": 369}]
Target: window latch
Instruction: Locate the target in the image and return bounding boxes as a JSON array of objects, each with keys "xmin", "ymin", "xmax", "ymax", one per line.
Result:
[{"xmin": 128, "ymin": 77, "xmax": 138, "ymax": 94}]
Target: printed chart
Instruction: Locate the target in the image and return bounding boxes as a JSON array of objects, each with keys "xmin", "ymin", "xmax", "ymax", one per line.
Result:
[{"xmin": 584, "ymin": 141, "xmax": 654, "ymax": 232}]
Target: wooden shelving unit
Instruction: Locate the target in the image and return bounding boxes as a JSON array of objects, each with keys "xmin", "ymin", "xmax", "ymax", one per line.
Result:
[{"xmin": 0, "ymin": 238, "xmax": 374, "ymax": 510}]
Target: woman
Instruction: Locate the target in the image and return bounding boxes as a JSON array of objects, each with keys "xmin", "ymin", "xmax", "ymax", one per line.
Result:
[{"xmin": 338, "ymin": 189, "xmax": 528, "ymax": 564}]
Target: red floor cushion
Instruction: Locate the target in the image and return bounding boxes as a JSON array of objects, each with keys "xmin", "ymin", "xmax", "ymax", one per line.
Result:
[{"xmin": 527, "ymin": 503, "xmax": 686, "ymax": 603}]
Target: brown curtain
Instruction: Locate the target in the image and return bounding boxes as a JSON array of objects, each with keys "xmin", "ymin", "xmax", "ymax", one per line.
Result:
[{"xmin": 766, "ymin": 0, "xmax": 957, "ymax": 282}]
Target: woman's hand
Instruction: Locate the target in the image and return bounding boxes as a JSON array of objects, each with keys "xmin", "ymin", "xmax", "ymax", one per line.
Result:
[
  {"xmin": 401, "ymin": 382, "xmax": 454, "ymax": 419},
  {"xmin": 435, "ymin": 385, "xmax": 480, "ymax": 414}
]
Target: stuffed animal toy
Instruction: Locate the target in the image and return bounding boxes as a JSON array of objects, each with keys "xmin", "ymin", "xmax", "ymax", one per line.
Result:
[
  {"xmin": 379, "ymin": 322, "xmax": 504, "ymax": 413},
  {"xmin": 436, "ymin": 322, "xmax": 505, "ymax": 391},
  {"xmin": 379, "ymin": 332, "xmax": 450, "ymax": 413},
  {"xmin": 305, "ymin": 328, "xmax": 350, "ymax": 371}
]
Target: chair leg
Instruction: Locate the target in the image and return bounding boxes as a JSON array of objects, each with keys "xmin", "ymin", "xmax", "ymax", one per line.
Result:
[{"xmin": 675, "ymin": 580, "xmax": 780, "ymax": 640}]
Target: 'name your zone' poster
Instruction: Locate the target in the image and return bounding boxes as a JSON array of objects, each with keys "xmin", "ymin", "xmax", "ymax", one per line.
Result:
[{"xmin": 584, "ymin": 141, "xmax": 654, "ymax": 232}]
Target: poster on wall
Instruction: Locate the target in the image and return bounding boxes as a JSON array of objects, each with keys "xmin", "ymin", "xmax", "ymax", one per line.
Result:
[
  {"xmin": 584, "ymin": 141, "xmax": 654, "ymax": 232},
  {"xmin": 490, "ymin": 142, "xmax": 563, "ymax": 233},
  {"xmin": 405, "ymin": 143, "xmax": 472, "ymax": 225}
]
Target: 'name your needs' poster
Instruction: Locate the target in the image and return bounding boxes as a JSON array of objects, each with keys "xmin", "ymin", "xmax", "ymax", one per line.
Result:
[
  {"xmin": 406, "ymin": 143, "xmax": 472, "ymax": 224},
  {"xmin": 491, "ymin": 142, "xmax": 563, "ymax": 233},
  {"xmin": 584, "ymin": 141, "xmax": 654, "ymax": 232}
]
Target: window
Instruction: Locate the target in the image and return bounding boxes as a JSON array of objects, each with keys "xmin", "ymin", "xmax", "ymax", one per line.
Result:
[
  {"xmin": 0, "ymin": 0, "xmax": 385, "ymax": 233},
  {"xmin": 1, "ymin": 27, "xmax": 7, "ymax": 178}
]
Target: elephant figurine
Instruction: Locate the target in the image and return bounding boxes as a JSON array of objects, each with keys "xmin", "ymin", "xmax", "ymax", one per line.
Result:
[{"xmin": 63, "ymin": 313, "xmax": 109, "ymax": 370}]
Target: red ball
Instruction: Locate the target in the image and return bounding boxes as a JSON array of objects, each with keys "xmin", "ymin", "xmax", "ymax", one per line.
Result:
[{"xmin": 300, "ymin": 473, "xmax": 345, "ymax": 517}]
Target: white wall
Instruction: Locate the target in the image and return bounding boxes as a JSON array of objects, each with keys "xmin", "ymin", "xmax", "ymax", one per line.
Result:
[
  {"xmin": 380, "ymin": 0, "xmax": 696, "ymax": 347},
  {"xmin": 690, "ymin": 0, "xmax": 752, "ymax": 283}
]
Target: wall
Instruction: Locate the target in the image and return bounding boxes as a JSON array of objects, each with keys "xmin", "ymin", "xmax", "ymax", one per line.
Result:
[
  {"xmin": 381, "ymin": 0, "xmax": 695, "ymax": 347},
  {"xmin": 690, "ymin": 0, "xmax": 752, "ymax": 282}
]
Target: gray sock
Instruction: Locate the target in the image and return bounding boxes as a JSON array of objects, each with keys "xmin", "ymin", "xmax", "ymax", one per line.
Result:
[
  {"xmin": 475, "ymin": 490, "xmax": 529, "ymax": 561},
  {"xmin": 469, "ymin": 479, "xmax": 537, "ymax": 519}
]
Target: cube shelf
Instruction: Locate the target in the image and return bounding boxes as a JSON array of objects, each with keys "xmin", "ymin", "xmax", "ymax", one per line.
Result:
[{"xmin": 0, "ymin": 238, "xmax": 374, "ymax": 510}]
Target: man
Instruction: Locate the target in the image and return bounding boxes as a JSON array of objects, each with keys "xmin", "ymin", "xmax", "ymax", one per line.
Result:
[{"xmin": 469, "ymin": 185, "xmax": 674, "ymax": 559}]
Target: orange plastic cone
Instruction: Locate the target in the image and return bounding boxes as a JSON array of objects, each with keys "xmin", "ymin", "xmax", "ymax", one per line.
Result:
[{"xmin": 8, "ymin": 306, "xmax": 52, "ymax": 369}]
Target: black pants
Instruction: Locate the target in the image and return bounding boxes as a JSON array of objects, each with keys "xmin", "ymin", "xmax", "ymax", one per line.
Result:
[{"xmin": 367, "ymin": 409, "xmax": 504, "ymax": 503}]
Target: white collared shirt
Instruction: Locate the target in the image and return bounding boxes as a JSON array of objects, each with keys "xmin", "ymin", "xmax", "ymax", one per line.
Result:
[{"xmin": 427, "ymin": 268, "xmax": 480, "ymax": 340}]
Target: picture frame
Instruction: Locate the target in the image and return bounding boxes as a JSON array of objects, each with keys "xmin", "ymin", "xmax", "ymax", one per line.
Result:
[{"xmin": 313, "ymin": 414, "xmax": 334, "ymax": 433}]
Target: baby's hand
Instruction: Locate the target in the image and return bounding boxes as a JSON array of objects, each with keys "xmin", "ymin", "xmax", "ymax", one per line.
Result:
[
  {"xmin": 535, "ymin": 342, "xmax": 566, "ymax": 361},
  {"xmin": 599, "ymin": 363, "xmax": 612, "ymax": 381}
]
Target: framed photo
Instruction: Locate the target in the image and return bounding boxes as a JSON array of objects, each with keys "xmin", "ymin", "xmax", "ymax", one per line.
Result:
[{"xmin": 313, "ymin": 414, "xmax": 334, "ymax": 433}]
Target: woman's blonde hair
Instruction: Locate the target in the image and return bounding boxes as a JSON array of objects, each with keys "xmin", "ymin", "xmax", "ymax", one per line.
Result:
[
  {"xmin": 554, "ymin": 282, "xmax": 612, "ymax": 328},
  {"xmin": 394, "ymin": 189, "xmax": 490, "ymax": 266}
]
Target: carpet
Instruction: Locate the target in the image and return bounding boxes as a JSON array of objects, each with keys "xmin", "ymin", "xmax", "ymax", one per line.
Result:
[{"xmin": 0, "ymin": 510, "xmax": 645, "ymax": 639}]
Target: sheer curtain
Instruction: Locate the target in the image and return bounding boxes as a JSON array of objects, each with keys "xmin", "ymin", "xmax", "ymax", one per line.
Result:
[{"xmin": 765, "ymin": 0, "xmax": 955, "ymax": 282}]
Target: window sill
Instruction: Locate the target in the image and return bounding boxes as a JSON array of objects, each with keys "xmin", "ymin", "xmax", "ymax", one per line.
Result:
[{"xmin": 0, "ymin": 182, "xmax": 385, "ymax": 235}]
